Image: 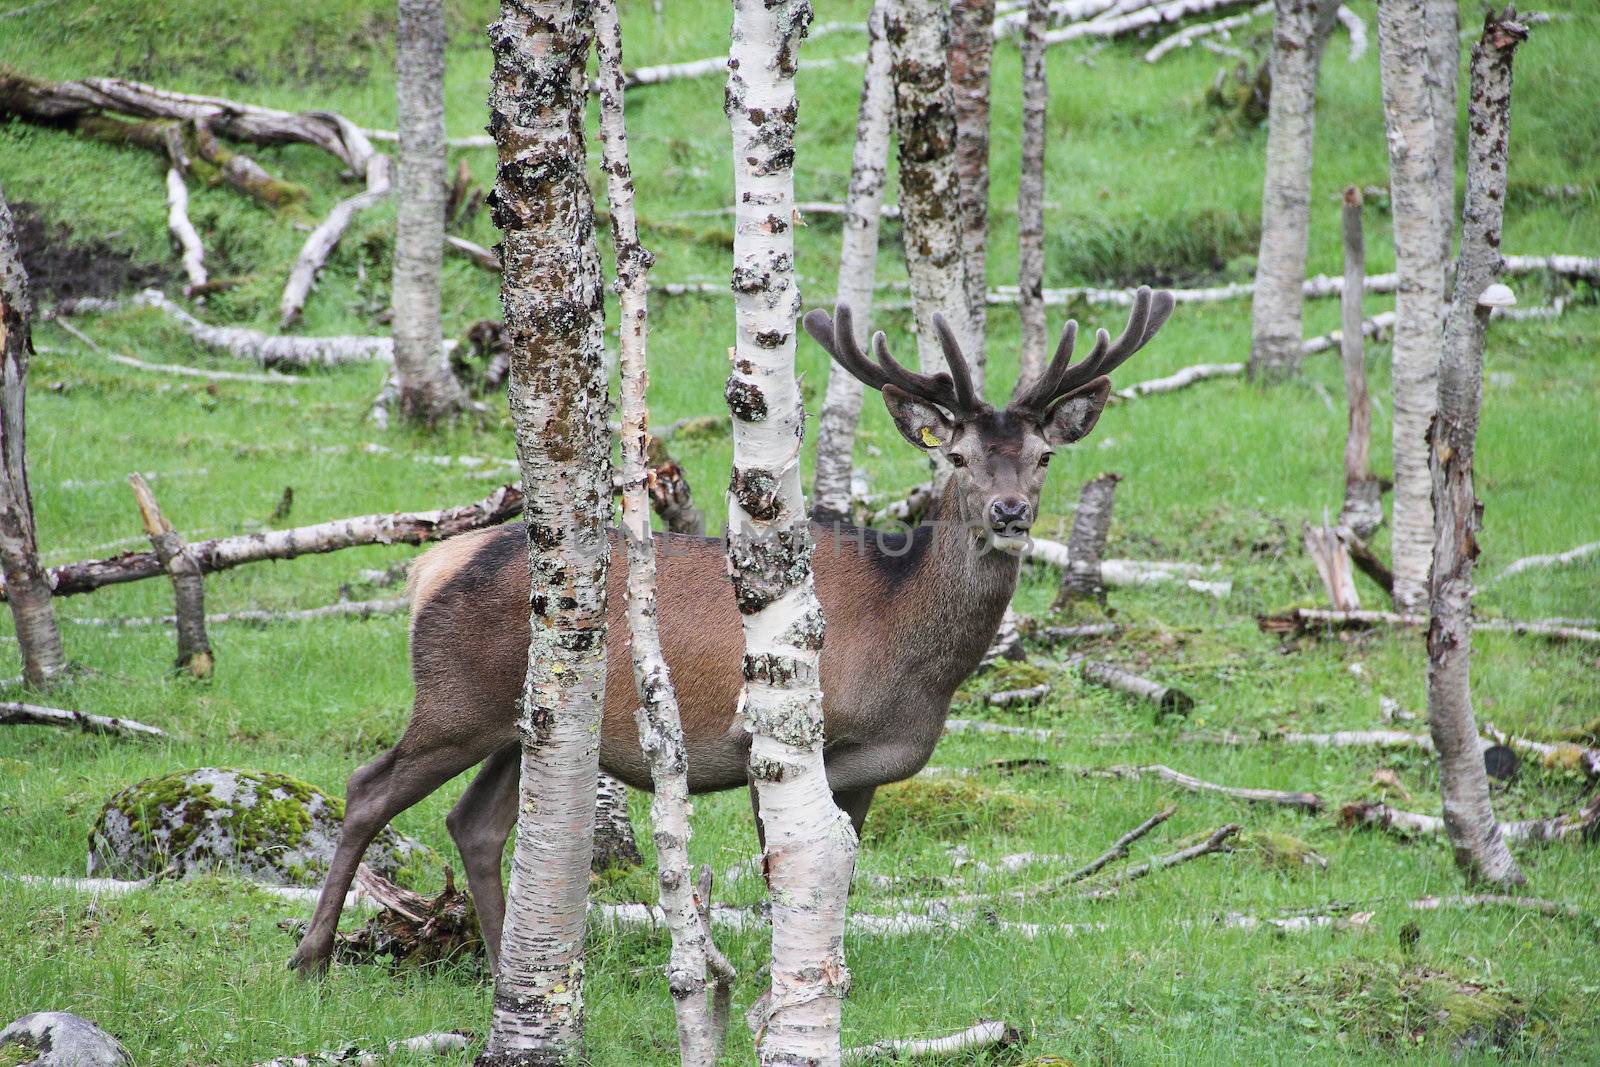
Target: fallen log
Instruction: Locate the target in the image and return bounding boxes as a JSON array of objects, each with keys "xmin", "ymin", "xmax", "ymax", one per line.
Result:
[
  {"xmin": 1045, "ymin": 0, "xmax": 1260, "ymax": 45},
  {"xmin": 843, "ymin": 1021, "xmax": 1022, "ymax": 1062},
  {"xmin": 1115, "ymin": 361, "xmax": 1243, "ymax": 399},
  {"xmin": 165, "ymin": 167, "xmax": 206, "ymax": 288},
  {"xmin": 0, "ymin": 700, "xmax": 165, "ymax": 738},
  {"xmin": 1037, "ymin": 622, "xmax": 1120, "ymax": 642},
  {"xmin": 1088, "ymin": 764, "xmax": 1321, "ymax": 811},
  {"xmin": 1024, "ymin": 537, "xmax": 1226, "ymax": 594},
  {"xmin": 444, "ymin": 233, "xmax": 500, "ymax": 272},
  {"xmin": 249, "ymin": 1031, "xmax": 472, "ymax": 1067},
  {"xmin": 67, "ymin": 597, "xmax": 409, "ymax": 629},
  {"xmin": 279, "ymin": 153, "xmax": 392, "ymax": 328},
  {"xmin": 1259, "ymin": 607, "xmax": 1600, "ymax": 644},
  {"xmin": 1341, "ymin": 795, "xmax": 1600, "ymax": 844},
  {"xmin": 988, "ymin": 684, "xmax": 1050, "ymax": 708},
  {"xmin": 1494, "ymin": 539, "xmax": 1600, "ymax": 582},
  {"xmin": 1142, "ymin": 1, "xmax": 1268, "ymax": 62},
  {"xmin": 7, "ymin": 483, "xmax": 523, "ymax": 600},
  {"xmin": 1081, "ymin": 660, "xmax": 1195, "ymax": 715},
  {"xmin": 54, "ymin": 289, "xmax": 395, "ymax": 367}
]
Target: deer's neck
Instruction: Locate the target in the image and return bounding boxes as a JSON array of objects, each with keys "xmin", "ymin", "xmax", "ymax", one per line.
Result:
[{"xmin": 893, "ymin": 488, "xmax": 1021, "ymax": 694}]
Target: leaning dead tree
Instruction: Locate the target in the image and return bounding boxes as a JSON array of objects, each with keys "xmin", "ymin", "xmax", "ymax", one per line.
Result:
[
  {"xmin": 726, "ymin": 0, "xmax": 857, "ymax": 1060},
  {"xmin": 1055, "ymin": 472, "xmax": 1120, "ymax": 609},
  {"xmin": 595, "ymin": 0, "xmax": 729, "ymax": 1059},
  {"xmin": 1015, "ymin": 0, "xmax": 1051, "ymax": 384},
  {"xmin": 127, "ymin": 474, "xmax": 212, "ymax": 678},
  {"xmin": 886, "ymin": 0, "xmax": 974, "ymax": 383},
  {"xmin": 812, "ymin": 0, "xmax": 894, "ymax": 524},
  {"xmin": 950, "ymin": 0, "xmax": 996, "ymax": 385},
  {"xmin": 1246, "ymin": 0, "xmax": 1338, "ymax": 381},
  {"xmin": 479, "ymin": 0, "xmax": 609, "ymax": 1059},
  {"xmin": 0, "ymin": 184, "xmax": 67, "ymax": 688},
  {"xmin": 1426, "ymin": 9, "xmax": 1529, "ymax": 888},
  {"xmin": 390, "ymin": 0, "xmax": 465, "ymax": 424},
  {"xmin": 1337, "ymin": 187, "xmax": 1382, "ymax": 538},
  {"xmin": 1377, "ymin": 0, "xmax": 1458, "ymax": 611}
]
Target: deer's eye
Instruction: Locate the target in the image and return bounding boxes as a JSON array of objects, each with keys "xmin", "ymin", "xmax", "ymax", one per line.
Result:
[
  {"xmin": 1039, "ymin": 452, "xmax": 1053, "ymax": 468},
  {"xmin": 948, "ymin": 453, "xmax": 967, "ymax": 468}
]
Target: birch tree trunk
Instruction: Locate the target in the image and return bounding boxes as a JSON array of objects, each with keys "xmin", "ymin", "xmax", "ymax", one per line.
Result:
[
  {"xmin": 1425, "ymin": 0, "xmax": 1458, "ymax": 270},
  {"xmin": 725, "ymin": 1, "xmax": 857, "ymax": 1062},
  {"xmin": 1246, "ymin": 0, "xmax": 1337, "ymax": 381},
  {"xmin": 1016, "ymin": 0, "xmax": 1050, "ymax": 386},
  {"xmin": 950, "ymin": 0, "xmax": 996, "ymax": 386},
  {"xmin": 1378, "ymin": 0, "xmax": 1453, "ymax": 611},
  {"xmin": 392, "ymin": 0, "xmax": 465, "ymax": 426},
  {"xmin": 1426, "ymin": 10, "xmax": 1527, "ymax": 888},
  {"xmin": 1337, "ymin": 186, "xmax": 1381, "ymax": 538},
  {"xmin": 886, "ymin": 0, "xmax": 973, "ymax": 377},
  {"xmin": 0, "ymin": 184, "xmax": 67, "ymax": 689},
  {"xmin": 811, "ymin": 1, "xmax": 893, "ymax": 524},
  {"xmin": 595, "ymin": 0, "xmax": 727, "ymax": 1059},
  {"xmin": 480, "ymin": 0, "xmax": 609, "ymax": 1061}
]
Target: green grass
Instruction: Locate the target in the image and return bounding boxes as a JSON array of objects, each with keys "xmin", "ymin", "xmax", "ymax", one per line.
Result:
[{"xmin": 2, "ymin": 0, "xmax": 1599, "ymax": 1063}]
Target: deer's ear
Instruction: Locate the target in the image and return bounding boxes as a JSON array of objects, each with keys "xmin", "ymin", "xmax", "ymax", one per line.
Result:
[
  {"xmin": 882, "ymin": 384, "xmax": 955, "ymax": 452},
  {"xmin": 1043, "ymin": 376, "xmax": 1112, "ymax": 446}
]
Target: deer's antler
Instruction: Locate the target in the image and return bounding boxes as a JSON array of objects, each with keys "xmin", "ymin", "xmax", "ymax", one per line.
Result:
[
  {"xmin": 802, "ymin": 304, "xmax": 983, "ymax": 417},
  {"xmin": 1011, "ymin": 286, "xmax": 1175, "ymax": 415}
]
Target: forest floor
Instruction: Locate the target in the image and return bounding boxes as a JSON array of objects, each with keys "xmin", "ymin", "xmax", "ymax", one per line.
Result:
[{"xmin": 1, "ymin": 0, "xmax": 1598, "ymax": 1063}]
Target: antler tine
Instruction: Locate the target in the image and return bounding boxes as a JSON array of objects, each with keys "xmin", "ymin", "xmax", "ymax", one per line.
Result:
[
  {"xmin": 870, "ymin": 330, "xmax": 964, "ymax": 414},
  {"xmin": 1013, "ymin": 286, "xmax": 1175, "ymax": 414},
  {"xmin": 803, "ymin": 304, "xmax": 890, "ymax": 392},
  {"xmin": 931, "ymin": 313, "xmax": 980, "ymax": 413},
  {"xmin": 1014, "ymin": 318, "xmax": 1079, "ymax": 409}
]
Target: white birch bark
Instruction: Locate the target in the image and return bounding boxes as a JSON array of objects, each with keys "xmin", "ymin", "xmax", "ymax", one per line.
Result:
[
  {"xmin": 811, "ymin": 1, "xmax": 893, "ymax": 524},
  {"xmin": 481, "ymin": 0, "xmax": 609, "ymax": 1059},
  {"xmin": 950, "ymin": 0, "xmax": 996, "ymax": 384},
  {"xmin": 279, "ymin": 153, "xmax": 392, "ymax": 329},
  {"xmin": 1378, "ymin": 0, "xmax": 1451, "ymax": 610},
  {"xmin": 725, "ymin": 0, "xmax": 856, "ymax": 1061},
  {"xmin": 0, "ymin": 184, "xmax": 67, "ymax": 688},
  {"xmin": 594, "ymin": 0, "xmax": 726, "ymax": 1060},
  {"xmin": 1337, "ymin": 186, "xmax": 1381, "ymax": 538},
  {"xmin": 391, "ymin": 0, "xmax": 464, "ymax": 425},
  {"xmin": 886, "ymin": 0, "xmax": 973, "ymax": 376},
  {"xmin": 164, "ymin": 168, "xmax": 207, "ymax": 290},
  {"xmin": 1016, "ymin": 0, "xmax": 1051, "ymax": 386},
  {"xmin": 1426, "ymin": 11, "xmax": 1528, "ymax": 888},
  {"xmin": 1425, "ymin": 0, "xmax": 1458, "ymax": 270},
  {"xmin": 1247, "ymin": 0, "xmax": 1337, "ymax": 381}
]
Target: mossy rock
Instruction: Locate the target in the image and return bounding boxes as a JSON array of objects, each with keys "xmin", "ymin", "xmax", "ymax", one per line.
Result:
[
  {"xmin": 87, "ymin": 768, "xmax": 432, "ymax": 888},
  {"xmin": 1233, "ymin": 830, "xmax": 1328, "ymax": 871},
  {"xmin": 866, "ymin": 777, "xmax": 1044, "ymax": 842},
  {"xmin": 0, "ymin": 1013, "xmax": 131, "ymax": 1067}
]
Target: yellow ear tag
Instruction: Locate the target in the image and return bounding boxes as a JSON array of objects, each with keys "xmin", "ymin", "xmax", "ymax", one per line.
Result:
[{"xmin": 918, "ymin": 427, "xmax": 942, "ymax": 447}]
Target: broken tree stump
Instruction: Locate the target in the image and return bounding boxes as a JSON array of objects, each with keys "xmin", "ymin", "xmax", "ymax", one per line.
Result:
[
  {"xmin": 127, "ymin": 473, "xmax": 211, "ymax": 678},
  {"xmin": 1304, "ymin": 520, "xmax": 1360, "ymax": 611},
  {"xmin": 1054, "ymin": 472, "xmax": 1120, "ymax": 610}
]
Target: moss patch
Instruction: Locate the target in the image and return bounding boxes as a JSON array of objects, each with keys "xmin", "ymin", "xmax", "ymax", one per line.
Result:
[{"xmin": 866, "ymin": 777, "xmax": 1044, "ymax": 843}]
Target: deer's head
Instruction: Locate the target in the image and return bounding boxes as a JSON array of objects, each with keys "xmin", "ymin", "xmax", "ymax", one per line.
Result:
[{"xmin": 804, "ymin": 287, "xmax": 1174, "ymax": 550}]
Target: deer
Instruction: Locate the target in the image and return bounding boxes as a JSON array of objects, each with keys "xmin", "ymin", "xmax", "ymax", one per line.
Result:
[{"xmin": 288, "ymin": 286, "xmax": 1175, "ymax": 976}]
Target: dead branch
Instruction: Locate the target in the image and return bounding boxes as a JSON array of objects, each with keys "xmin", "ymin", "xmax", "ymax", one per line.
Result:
[
  {"xmin": 7, "ymin": 484, "xmax": 523, "ymax": 599},
  {"xmin": 128, "ymin": 473, "xmax": 211, "ymax": 677},
  {"xmin": 1143, "ymin": 1, "xmax": 1269, "ymax": 62},
  {"xmin": 1303, "ymin": 521, "xmax": 1360, "ymax": 611},
  {"xmin": 1115, "ymin": 362, "xmax": 1244, "ymax": 399},
  {"xmin": 67, "ymin": 597, "xmax": 409, "ymax": 629},
  {"xmin": 1335, "ymin": 5, "xmax": 1366, "ymax": 61},
  {"xmin": 1045, "ymin": 0, "xmax": 1261, "ymax": 45},
  {"xmin": 249, "ymin": 1031, "xmax": 472, "ymax": 1067},
  {"xmin": 164, "ymin": 167, "xmax": 206, "ymax": 289},
  {"xmin": 1037, "ymin": 622, "xmax": 1120, "ymax": 643},
  {"xmin": 279, "ymin": 153, "xmax": 392, "ymax": 328},
  {"xmin": 0, "ymin": 700, "xmax": 165, "ymax": 738},
  {"xmin": 1494, "ymin": 539, "xmax": 1600, "ymax": 582},
  {"xmin": 1079, "ymin": 823, "xmax": 1241, "ymax": 897},
  {"xmin": 444, "ymin": 234, "xmax": 500, "ymax": 272},
  {"xmin": 53, "ymin": 289, "xmax": 394, "ymax": 367},
  {"xmin": 843, "ymin": 1020, "xmax": 1022, "ymax": 1062},
  {"xmin": 1081, "ymin": 660, "xmax": 1195, "ymax": 715},
  {"xmin": 988, "ymin": 684, "xmax": 1050, "ymax": 708},
  {"xmin": 1259, "ymin": 607, "xmax": 1600, "ymax": 644},
  {"xmin": 1342, "ymin": 794, "xmax": 1600, "ymax": 844},
  {"xmin": 1090, "ymin": 764, "xmax": 1320, "ymax": 811},
  {"xmin": 1056, "ymin": 806, "xmax": 1177, "ymax": 884},
  {"xmin": 1337, "ymin": 525, "xmax": 1393, "ymax": 596},
  {"xmin": 1482, "ymin": 722, "xmax": 1600, "ymax": 780}
]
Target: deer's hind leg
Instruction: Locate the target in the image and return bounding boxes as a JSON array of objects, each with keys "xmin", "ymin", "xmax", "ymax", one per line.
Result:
[
  {"xmin": 288, "ymin": 710, "xmax": 512, "ymax": 977},
  {"xmin": 446, "ymin": 742, "xmax": 520, "ymax": 972}
]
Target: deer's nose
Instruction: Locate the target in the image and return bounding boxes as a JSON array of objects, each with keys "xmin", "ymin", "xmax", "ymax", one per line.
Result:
[{"xmin": 988, "ymin": 497, "xmax": 1032, "ymax": 535}]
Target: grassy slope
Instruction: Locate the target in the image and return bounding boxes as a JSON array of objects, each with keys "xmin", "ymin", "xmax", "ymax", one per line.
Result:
[{"xmin": 1, "ymin": 0, "xmax": 1598, "ymax": 1062}]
